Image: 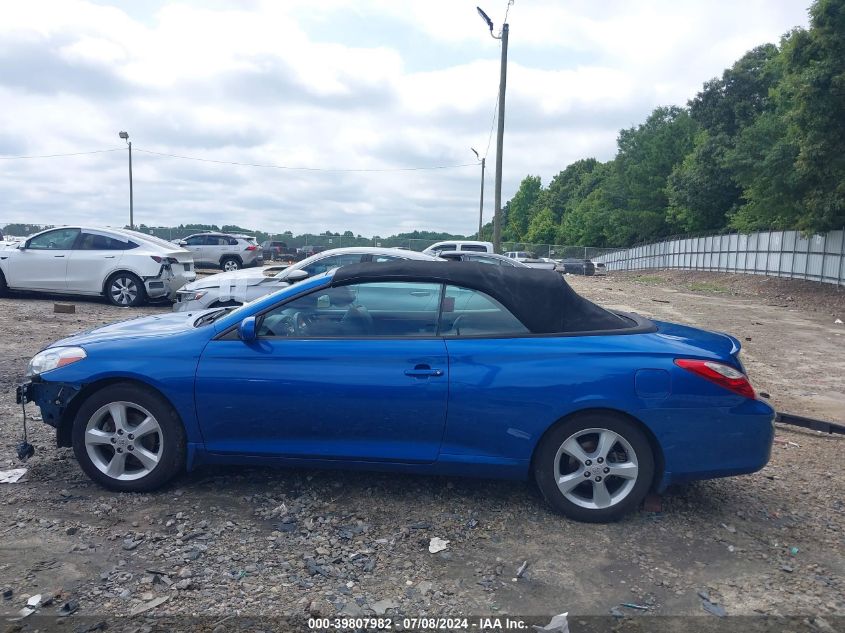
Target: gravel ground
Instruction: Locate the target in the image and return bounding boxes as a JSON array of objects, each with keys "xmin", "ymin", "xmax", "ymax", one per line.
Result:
[{"xmin": 0, "ymin": 272, "xmax": 843, "ymax": 625}]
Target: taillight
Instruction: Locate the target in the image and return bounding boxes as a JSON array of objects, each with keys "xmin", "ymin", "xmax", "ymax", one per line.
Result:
[
  {"xmin": 245, "ymin": 245, "xmax": 258, "ymax": 251},
  {"xmin": 150, "ymin": 255, "xmax": 163, "ymax": 263},
  {"xmin": 674, "ymin": 358, "xmax": 756, "ymax": 399}
]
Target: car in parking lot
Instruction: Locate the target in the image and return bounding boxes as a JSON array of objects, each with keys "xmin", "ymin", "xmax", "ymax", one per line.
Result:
[
  {"xmin": 178, "ymin": 232, "xmax": 263, "ymax": 271},
  {"xmin": 173, "ymin": 246, "xmax": 439, "ymax": 312},
  {"xmin": 19, "ymin": 261, "xmax": 774, "ymax": 522},
  {"xmin": 437, "ymin": 251, "xmax": 529, "ymax": 267},
  {"xmin": 0, "ymin": 226, "xmax": 195, "ymax": 306},
  {"xmin": 260, "ymin": 240, "xmax": 296, "ymax": 262},
  {"xmin": 558, "ymin": 258, "xmax": 596, "ymax": 276}
]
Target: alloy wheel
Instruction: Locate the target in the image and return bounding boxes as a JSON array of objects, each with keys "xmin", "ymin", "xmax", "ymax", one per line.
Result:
[
  {"xmin": 223, "ymin": 259, "xmax": 240, "ymax": 272},
  {"xmin": 84, "ymin": 401, "xmax": 163, "ymax": 481},
  {"xmin": 554, "ymin": 427, "xmax": 639, "ymax": 510},
  {"xmin": 110, "ymin": 276, "xmax": 138, "ymax": 306}
]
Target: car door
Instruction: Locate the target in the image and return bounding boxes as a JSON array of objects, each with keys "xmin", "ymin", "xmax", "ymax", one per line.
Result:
[
  {"xmin": 66, "ymin": 231, "xmax": 130, "ymax": 292},
  {"xmin": 182, "ymin": 236, "xmax": 207, "ymax": 266},
  {"xmin": 7, "ymin": 228, "xmax": 80, "ymax": 291},
  {"xmin": 194, "ymin": 281, "xmax": 448, "ymax": 462}
]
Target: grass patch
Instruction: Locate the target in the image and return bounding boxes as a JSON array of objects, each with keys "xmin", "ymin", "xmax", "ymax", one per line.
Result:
[
  {"xmin": 634, "ymin": 275, "xmax": 664, "ymax": 285},
  {"xmin": 687, "ymin": 281, "xmax": 729, "ymax": 293}
]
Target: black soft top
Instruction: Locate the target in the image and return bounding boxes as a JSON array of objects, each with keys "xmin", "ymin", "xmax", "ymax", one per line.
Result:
[{"xmin": 332, "ymin": 261, "xmax": 631, "ymax": 334}]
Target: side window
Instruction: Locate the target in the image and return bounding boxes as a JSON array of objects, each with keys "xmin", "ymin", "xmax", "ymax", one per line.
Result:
[
  {"xmin": 439, "ymin": 285, "xmax": 528, "ymax": 337},
  {"xmin": 432, "ymin": 243, "xmax": 455, "ymax": 254},
  {"xmin": 371, "ymin": 254, "xmax": 402, "ymax": 263},
  {"xmin": 300, "ymin": 254, "xmax": 361, "ymax": 276},
  {"xmin": 258, "ymin": 282, "xmax": 442, "ymax": 338},
  {"xmin": 460, "ymin": 244, "xmax": 488, "ymax": 252},
  {"xmin": 28, "ymin": 228, "xmax": 80, "ymax": 250},
  {"xmin": 76, "ymin": 232, "xmax": 129, "ymax": 250},
  {"xmin": 184, "ymin": 236, "xmax": 204, "ymax": 246},
  {"xmin": 471, "ymin": 256, "xmax": 502, "ymax": 266}
]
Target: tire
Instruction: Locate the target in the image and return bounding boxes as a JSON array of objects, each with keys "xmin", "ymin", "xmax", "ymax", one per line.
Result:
[
  {"xmin": 0, "ymin": 270, "xmax": 7, "ymax": 297},
  {"xmin": 71, "ymin": 383, "xmax": 186, "ymax": 492},
  {"xmin": 105, "ymin": 271, "xmax": 147, "ymax": 307},
  {"xmin": 533, "ymin": 412, "xmax": 654, "ymax": 523},
  {"xmin": 221, "ymin": 257, "xmax": 241, "ymax": 272}
]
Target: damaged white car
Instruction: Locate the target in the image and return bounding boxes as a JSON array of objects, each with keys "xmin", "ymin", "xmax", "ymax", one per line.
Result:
[
  {"xmin": 173, "ymin": 247, "xmax": 439, "ymax": 312},
  {"xmin": 0, "ymin": 227, "xmax": 195, "ymax": 307}
]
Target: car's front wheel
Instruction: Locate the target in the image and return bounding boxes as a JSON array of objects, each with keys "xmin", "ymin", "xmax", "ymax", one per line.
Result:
[
  {"xmin": 106, "ymin": 272, "xmax": 147, "ymax": 307},
  {"xmin": 220, "ymin": 257, "xmax": 241, "ymax": 272},
  {"xmin": 533, "ymin": 412, "xmax": 654, "ymax": 522},
  {"xmin": 72, "ymin": 383, "xmax": 186, "ymax": 491}
]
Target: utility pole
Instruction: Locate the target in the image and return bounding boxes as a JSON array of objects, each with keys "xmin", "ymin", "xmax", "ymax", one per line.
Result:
[
  {"xmin": 119, "ymin": 131, "xmax": 134, "ymax": 229},
  {"xmin": 477, "ymin": 6, "xmax": 511, "ymax": 253},
  {"xmin": 471, "ymin": 148, "xmax": 485, "ymax": 239},
  {"xmin": 492, "ymin": 23, "xmax": 508, "ymax": 253}
]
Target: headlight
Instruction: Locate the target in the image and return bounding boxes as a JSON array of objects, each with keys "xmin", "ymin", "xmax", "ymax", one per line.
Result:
[{"xmin": 26, "ymin": 347, "xmax": 87, "ymax": 377}]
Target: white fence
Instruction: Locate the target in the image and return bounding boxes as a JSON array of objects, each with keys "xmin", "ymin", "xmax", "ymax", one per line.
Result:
[{"xmin": 594, "ymin": 229, "xmax": 845, "ymax": 286}]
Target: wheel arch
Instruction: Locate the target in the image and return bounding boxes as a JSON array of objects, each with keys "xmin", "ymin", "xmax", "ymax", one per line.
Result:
[
  {"xmin": 101, "ymin": 268, "xmax": 143, "ymax": 296},
  {"xmin": 529, "ymin": 407, "xmax": 665, "ymax": 490},
  {"xmin": 57, "ymin": 377, "xmax": 184, "ymax": 447},
  {"xmin": 219, "ymin": 254, "xmax": 243, "ymax": 267}
]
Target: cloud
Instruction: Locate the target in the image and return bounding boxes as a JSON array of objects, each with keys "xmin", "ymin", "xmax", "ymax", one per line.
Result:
[{"xmin": 0, "ymin": 0, "xmax": 810, "ymax": 237}]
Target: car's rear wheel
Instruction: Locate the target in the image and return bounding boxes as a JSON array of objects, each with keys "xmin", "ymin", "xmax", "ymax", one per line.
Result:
[
  {"xmin": 72, "ymin": 383, "xmax": 186, "ymax": 492},
  {"xmin": 221, "ymin": 257, "xmax": 241, "ymax": 272},
  {"xmin": 533, "ymin": 412, "xmax": 654, "ymax": 522},
  {"xmin": 106, "ymin": 272, "xmax": 146, "ymax": 307}
]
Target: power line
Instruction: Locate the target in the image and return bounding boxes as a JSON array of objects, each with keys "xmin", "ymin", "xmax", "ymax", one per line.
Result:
[
  {"xmin": 483, "ymin": 92, "xmax": 499, "ymax": 159},
  {"xmin": 133, "ymin": 148, "xmax": 476, "ymax": 172},
  {"xmin": 0, "ymin": 148, "xmax": 122, "ymax": 160}
]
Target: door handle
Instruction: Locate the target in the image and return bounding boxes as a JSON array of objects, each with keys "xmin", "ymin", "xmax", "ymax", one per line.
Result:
[
  {"xmin": 404, "ymin": 365, "xmax": 444, "ymax": 378},
  {"xmin": 104, "ymin": 255, "xmax": 115, "ymax": 259},
  {"xmin": 53, "ymin": 255, "xmax": 65, "ymax": 258}
]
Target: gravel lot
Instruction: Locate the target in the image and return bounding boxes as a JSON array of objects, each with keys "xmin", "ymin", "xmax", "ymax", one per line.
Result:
[{"xmin": 0, "ymin": 271, "xmax": 843, "ymax": 625}]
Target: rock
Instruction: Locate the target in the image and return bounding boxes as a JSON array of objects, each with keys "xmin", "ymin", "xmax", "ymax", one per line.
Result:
[
  {"xmin": 174, "ymin": 579, "xmax": 193, "ymax": 590},
  {"xmin": 370, "ymin": 598, "xmax": 398, "ymax": 615},
  {"xmin": 416, "ymin": 581, "xmax": 433, "ymax": 595},
  {"xmin": 428, "ymin": 537, "xmax": 449, "ymax": 553},
  {"xmin": 340, "ymin": 601, "xmax": 364, "ymax": 616}
]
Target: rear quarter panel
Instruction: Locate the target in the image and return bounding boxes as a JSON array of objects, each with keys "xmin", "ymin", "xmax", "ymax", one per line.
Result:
[{"xmin": 441, "ymin": 331, "xmax": 774, "ymax": 483}]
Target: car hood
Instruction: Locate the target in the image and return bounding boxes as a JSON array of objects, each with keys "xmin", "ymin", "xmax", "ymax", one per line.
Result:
[
  {"xmin": 183, "ymin": 268, "xmax": 277, "ymax": 290},
  {"xmin": 49, "ymin": 311, "xmax": 210, "ymax": 348}
]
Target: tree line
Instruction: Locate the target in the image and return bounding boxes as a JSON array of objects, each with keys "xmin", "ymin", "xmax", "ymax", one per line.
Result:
[{"xmin": 491, "ymin": 0, "xmax": 844, "ymax": 248}]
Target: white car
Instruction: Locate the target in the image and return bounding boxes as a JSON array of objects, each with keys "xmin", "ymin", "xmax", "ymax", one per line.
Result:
[
  {"xmin": 422, "ymin": 240, "xmax": 494, "ymax": 256},
  {"xmin": 174, "ymin": 247, "xmax": 439, "ymax": 312},
  {"xmin": 0, "ymin": 226, "xmax": 195, "ymax": 306}
]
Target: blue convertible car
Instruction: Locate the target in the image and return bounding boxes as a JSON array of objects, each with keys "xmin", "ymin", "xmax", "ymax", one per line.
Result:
[{"xmin": 18, "ymin": 261, "xmax": 774, "ymax": 522}]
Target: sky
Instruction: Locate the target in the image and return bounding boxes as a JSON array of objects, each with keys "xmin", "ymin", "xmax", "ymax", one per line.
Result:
[{"xmin": 0, "ymin": 0, "xmax": 811, "ymax": 237}]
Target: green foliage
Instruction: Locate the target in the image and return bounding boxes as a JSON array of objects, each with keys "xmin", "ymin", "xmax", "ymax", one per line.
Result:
[
  {"xmin": 504, "ymin": 0, "xmax": 844, "ymax": 247},
  {"xmin": 1, "ymin": 223, "xmax": 53, "ymax": 237}
]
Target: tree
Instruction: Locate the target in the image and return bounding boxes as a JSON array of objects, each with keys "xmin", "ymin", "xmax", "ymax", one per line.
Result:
[
  {"xmin": 525, "ymin": 208, "xmax": 557, "ymax": 244},
  {"xmin": 616, "ymin": 106, "xmax": 699, "ymax": 214},
  {"xmin": 505, "ymin": 176, "xmax": 542, "ymax": 241},
  {"xmin": 666, "ymin": 131, "xmax": 742, "ymax": 232}
]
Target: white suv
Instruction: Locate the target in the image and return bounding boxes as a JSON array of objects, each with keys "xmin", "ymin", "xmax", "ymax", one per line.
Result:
[
  {"xmin": 178, "ymin": 232, "xmax": 263, "ymax": 271},
  {"xmin": 0, "ymin": 227, "xmax": 195, "ymax": 306}
]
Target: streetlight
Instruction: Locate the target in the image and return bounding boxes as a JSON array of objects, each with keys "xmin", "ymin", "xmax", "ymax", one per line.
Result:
[
  {"xmin": 471, "ymin": 148, "xmax": 485, "ymax": 240},
  {"xmin": 119, "ymin": 131, "xmax": 133, "ymax": 229},
  {"xmin": 476, "ymin": 4, "xmax": 510, "ymax": 253}
]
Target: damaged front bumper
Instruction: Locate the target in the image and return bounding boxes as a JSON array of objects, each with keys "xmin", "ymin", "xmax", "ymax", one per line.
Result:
[{"xmin": 17, "ymin": 379, "xmax": 80, "ymax": 432}]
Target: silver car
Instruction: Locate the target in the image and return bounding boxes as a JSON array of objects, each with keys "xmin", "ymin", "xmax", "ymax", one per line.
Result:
[
  {"xmin": 173, "ymin": 247, "xmax": 439, "ymax": 312},
  {"xmin": 178, "ymin": 232, "xmax": 263, "ymax": 271}
]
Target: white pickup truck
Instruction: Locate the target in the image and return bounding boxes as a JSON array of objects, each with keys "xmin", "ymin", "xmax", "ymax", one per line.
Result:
[{"xmin": 503, "ymin": 251, "xmax": 558, "ymax": 271}]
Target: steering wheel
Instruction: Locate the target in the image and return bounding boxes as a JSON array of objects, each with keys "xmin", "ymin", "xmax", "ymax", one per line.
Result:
[
  {"xmin": 451, "ymin": 315, "xmax": 466, "ymax": 336},
  {"xmin": 293, "ymin": 311, "xmax": 308, "ymax": 335}
]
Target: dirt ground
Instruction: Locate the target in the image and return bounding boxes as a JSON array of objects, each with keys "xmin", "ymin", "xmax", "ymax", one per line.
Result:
[{"xmin": 0, "ymin": 271, "xmax": 843, "ymax": 625}]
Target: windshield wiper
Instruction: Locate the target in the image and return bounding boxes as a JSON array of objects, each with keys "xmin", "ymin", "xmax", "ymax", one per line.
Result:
[{"xmin": 193, "ymin": 307, "xmax": 235, "ymax": 327}]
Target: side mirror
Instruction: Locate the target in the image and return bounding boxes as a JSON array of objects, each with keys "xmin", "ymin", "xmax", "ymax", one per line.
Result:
[
  {"xmin": 17, "ymin": 242, "xmax": 27, "ymax": 250},
  {"xmin": 285, "ymin": 269, "xmax": 309, "ymax": 282},
  {"xmin": 238, "ymin": 316, "xmax": 257, "ymax": 342}
]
